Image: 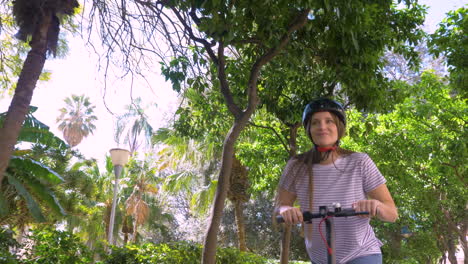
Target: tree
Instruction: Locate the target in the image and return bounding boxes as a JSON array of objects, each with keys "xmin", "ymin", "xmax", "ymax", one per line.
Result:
[
  {"xmin": 59, "ymin": 159, "xmax": 109, "ymax": 250},
  {"xmin": 56, "ymin": 94, "xmax": 97, "ymax": 147},
  {"xmin": 429, "ymin": 7, "xmax": 467, "ymax": 97},
  {"xmin": 0, "ymin": 0, "xmax": 79, "ymax": 188},
  {"xmin": 88, "ymin": 1, "xmax": 426, "ymax": 263},
  {"xmin": 153, "ymin": 127, "xmax": 221, "ymax": 236},
  {"xmin": 124, "ymin": 160, "xmax": 159, "ymax": 243},
  {"xmin": 345, "ymin": 72, "xmax": 467, "ymax": 263},
  {"xmin": 114, "ymin": 97, "xmax": 154, "ymax": 155}
]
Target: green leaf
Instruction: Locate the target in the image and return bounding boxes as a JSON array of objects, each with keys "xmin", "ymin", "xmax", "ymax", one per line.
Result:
[
  {"xmin": 7, "ymin": 173, "xmax": 46, "ymax": 222},
  {"xmin": 350, "ymin": 31, "xmax": 359, "ymax": 52},
  {"xmin": 9, "ymin": 156, "xmax": 64, "ymax": 185},
  {"xmin": 20, "ymin": 174, "xmax": 66, "ymax": 216},
  {"xmin": 0, "ymin": 106, "xmax": 68, "ymax": 149}
]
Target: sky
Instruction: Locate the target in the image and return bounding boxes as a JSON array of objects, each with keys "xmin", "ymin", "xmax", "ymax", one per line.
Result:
[{"xmin": 0, "ymin": 0, "xmax": 466, "ymax": 162}]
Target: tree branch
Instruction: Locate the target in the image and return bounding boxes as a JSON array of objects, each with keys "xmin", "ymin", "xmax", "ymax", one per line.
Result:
[
  {"xmin": 245, "ymin": 9, "xmax": 310, "ymax": 116},
  {"xmin": 441, "ymin": 162, "xmax": 467, "ymax": 187},
  {"xmin": 249, "ymin": 121, "xmax": 289, "ymax": 154},
  {"xmin": 217, "ymin": 42, "xmax": 242, "ymax": 117},
  {"xmin": 168, "ymin": 6, "xmax": 218, "ymax": 64}
]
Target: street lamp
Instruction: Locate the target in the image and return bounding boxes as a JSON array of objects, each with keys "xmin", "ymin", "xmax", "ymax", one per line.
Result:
[
  {"xmin": 108, "ymin": 148, "xmax": 130, "ymax": 245},
  {"xmin": 401, "ymin": 226, "xmax": 413, "ymax": 239}
]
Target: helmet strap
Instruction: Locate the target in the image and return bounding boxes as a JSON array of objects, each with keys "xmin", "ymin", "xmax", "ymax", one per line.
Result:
[{"xmin": 313, "ymin": 141, "xmax": 339, "ymax": 153}]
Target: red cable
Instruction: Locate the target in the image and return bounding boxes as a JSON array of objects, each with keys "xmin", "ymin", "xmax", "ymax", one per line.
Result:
[{"xmin": 318, "ymin": 216, "xmax": 333, "ymax": 255}]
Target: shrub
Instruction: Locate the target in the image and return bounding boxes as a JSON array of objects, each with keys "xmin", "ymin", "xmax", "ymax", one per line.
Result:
[
  {"xmin": 22, "ymin": 227, "xmax": 92, "ymax": 264},
  {"xmin": 0, "ymin": 228, "xmax": 19, "ymax": 264},
  {"xmin": 100, "ymin": 241, "xmax": 272, "ymax": 264}
]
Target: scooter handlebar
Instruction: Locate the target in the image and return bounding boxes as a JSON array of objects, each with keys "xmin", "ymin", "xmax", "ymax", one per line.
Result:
[{"xmin": 276, "ymin": 208, "xmax": 369, "ymax": 223}]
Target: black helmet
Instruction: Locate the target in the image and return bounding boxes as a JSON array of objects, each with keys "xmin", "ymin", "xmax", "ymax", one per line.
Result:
[{"xmin": 302, "ymin": 98, "xmax": 346, "ymax": 129}]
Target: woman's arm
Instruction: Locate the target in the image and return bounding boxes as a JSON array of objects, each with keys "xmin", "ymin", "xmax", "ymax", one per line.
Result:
[
  {"xmin": 353, "ymin": 184, "xmax": 398, "ymax": 222},
  {"xmin": 277, "ymin": 188, "xmax": 303, "ymax": 224}
]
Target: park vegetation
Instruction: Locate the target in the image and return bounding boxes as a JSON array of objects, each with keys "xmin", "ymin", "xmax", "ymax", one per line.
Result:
[{"xmin": 0, "ymin": 0, "xmax": 466, "ymax": 263}]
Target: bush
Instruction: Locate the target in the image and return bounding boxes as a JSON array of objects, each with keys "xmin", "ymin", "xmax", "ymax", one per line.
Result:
[
  {"xmin": 100, "ymin": 241, "xmax": 272, "ymax": 264},
  {"xmin": 22, "ymin": 227, "xmax": 92, "ymax": 264},
  {"xmin": 0, "ymin": 228, "xmax": 19, "ymax": 264}
]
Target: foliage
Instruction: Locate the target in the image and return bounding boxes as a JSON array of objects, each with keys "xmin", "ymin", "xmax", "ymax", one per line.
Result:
[
  {"xmin": 123, "ymin": 157, "xmax": 176, "ymax": 244},
  {"xmin": 114, "ymin": 97, "xmax": 154, "ymax": 154},
  {"xmin": 89, "ymin": 1, "xmax": 428, "ymax": 261},
  {"xmin": 99, "ymin": 241, "xmax": 271, "ymax": 264},
  {"xmin": 0, "ymin": 3, "xmax": 44, "ymax": 96},
  {"xmin": 429, "ymin": 7, "xmax": 467, "ymax": 97},
  {"xmin": 22, "ymin": 227, "xmax": 92, "ymax": 264},
  {"xmin": 219, "ymin": 195, "xmax": 309, "ymax": 261},
  {"xmin": 0, "ymin": 107, "xmax": 67, "ymax": 225},
  {"xmin": 345, "ymin": 71, "xmax": 467, "ymax": 262},
  {"xmin": 12, "ymin": 0, "xmax": 78, "ymax": 56},
  {"xmin": 0, "ymin": 0, "xmax": 78, "ymax": 96},
  {"xmin": 153, "ymin": 127, "xmax": 222, "ymax": 218},
  {"xmin": 0, "ymin": 227, "xmax": 19, "ymax": 264},
  {"xmin": 0, "ymin": 106, "xmax": 68, "ymax": 149}
]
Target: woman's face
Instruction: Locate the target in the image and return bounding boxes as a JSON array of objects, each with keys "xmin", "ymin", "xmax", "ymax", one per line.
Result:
[{"xmin": 309, "ymin": 111, "xmax": 339, "ymax": 147}]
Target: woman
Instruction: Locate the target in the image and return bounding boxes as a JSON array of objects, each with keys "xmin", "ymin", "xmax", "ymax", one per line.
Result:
[{"xmin": 277, "ymin": 98, "xmax": 398, "ymax": 264}]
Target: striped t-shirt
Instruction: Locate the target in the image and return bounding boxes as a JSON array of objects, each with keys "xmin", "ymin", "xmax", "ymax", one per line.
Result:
[{"xmin": 279, "ymin": 152, "xmax": 386, "ymax": 264}]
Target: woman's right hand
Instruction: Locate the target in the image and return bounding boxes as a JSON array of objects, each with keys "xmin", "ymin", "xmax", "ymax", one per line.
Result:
[{"xmin": 279, "ymin": 205, "xmax": 303, "ymax": 224}]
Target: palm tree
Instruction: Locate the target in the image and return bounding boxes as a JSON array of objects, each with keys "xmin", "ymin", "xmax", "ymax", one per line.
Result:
[
  {"xmin": 114, "ymin": 97, "xmax": 154, "ymax": 155},
  {"xmin": 65, "ymin": 158, "xmax": 114, "ymax": 250},
  {"xmin": 154, "ymin": 128, "xmax": 219, "ymax": 213},
  {"xmin": 124, "ymin": 175, "xmax": 158, "ymax": 242},
  {"xmin": 0, "ymin": 0, "xmax": 79, "ymax": 188},
  {"xmin": 56, "ymin": 94, "xmax": 98, "ymax": 147}
]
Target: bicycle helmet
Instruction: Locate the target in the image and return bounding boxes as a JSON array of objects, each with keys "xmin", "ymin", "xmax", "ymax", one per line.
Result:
[{"xmin": 302, "ymin": 98, "xmax": 346, "ymax": 129}]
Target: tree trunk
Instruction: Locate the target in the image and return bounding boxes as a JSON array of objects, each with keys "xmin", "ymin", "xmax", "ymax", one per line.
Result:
[
  {"xmin": 201, "ymin": 10, "xmax": 310, "ymax": 264},
  {"xmin": 456, "ymin": 216, "xmax": 467, "ymax": 264},
  {"xmin": 447, "ymin": 237, "xmax": 458, "ymax": 264},
  {"xmin": 281, "ymin": 224, "xmax": 293, "ymax": 264},
  {"xmin": 234, "ymin": 201, "xmax": 247, "ymax": 251},
  {"xmin": 202, "ymin": 119, "xmax": 251, "ymax": 264},
  {"xmin": 0, "ymin": 13, "xmax": 52, "ymax": 188}
]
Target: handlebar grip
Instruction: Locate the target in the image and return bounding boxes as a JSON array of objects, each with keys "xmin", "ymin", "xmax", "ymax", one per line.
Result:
[
  {"xmin": 334, "ymin": 210, "xmax": 369, "ymax": 217},
  {"xmin": 276, "ymin": 215, "xmax": 285, "ymax": 223}
]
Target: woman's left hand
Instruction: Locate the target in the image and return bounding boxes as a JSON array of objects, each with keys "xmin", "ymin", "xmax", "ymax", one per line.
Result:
[{"xmin": 352, "ymin": 199, "xmax": 382, "ymax": 218}]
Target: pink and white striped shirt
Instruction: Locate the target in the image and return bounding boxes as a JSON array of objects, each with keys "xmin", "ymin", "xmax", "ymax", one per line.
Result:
[{"xmin": 279, "ymin": 152, "xmax": 386, "ymax": 264}]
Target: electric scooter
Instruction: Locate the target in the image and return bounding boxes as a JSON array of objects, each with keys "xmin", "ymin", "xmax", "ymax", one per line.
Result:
[{"xmin": 276, "ymin": 203, "xmax": 369, "ymax": 264}]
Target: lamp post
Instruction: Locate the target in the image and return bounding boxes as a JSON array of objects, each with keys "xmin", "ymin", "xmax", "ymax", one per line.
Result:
[
  {"xmin": 108, "ymin": 148, "xmax": 130, "ymax": 245},
  {"xmin": 401, "ymin": 226, "xmax": 413, "ymax": 239}
]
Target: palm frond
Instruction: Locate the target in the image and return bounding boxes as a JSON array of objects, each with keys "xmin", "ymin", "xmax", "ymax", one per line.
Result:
[
  {"xmin": 6, "ymin": 173, "xmax": 46, "ymax": 222},
  {"xmin": 9, "ymin": 156, "xmax": 63, "ymax": 185},
  {"xmin": 20, "ymin": 172, "xmax": 66, "ymax": 216},
  {"xmin": 0, "ymin": 106, "xmax": 68, "ymax": 149},
  {"xmin": 190, "ymin": 180, "xmax": 217, "ymax": 216}
]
